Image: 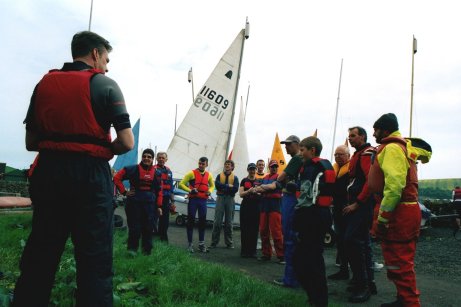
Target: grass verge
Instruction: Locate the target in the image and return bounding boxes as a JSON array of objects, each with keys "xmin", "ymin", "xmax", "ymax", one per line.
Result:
[{"xmin": 0, "ymin": 212, "xmax": 308, "ymax": 306}]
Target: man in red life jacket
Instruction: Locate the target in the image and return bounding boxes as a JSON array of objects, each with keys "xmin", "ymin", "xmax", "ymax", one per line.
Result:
[
  {"xmin": 292, "ymin": 136, "xmax": 335, "ymax": 307},
  {"xmin": 179, "ymin": 157, "xmax": 215, "ymax": 253},
  {"xmin": 453, "ymin": 186, "xmax": 461, "ymax": 234},
  {"xmin": 255, "ymin": 159, "xmax": 284, "ymax": 263},
  {"xmin": 15, "ymin": 31, "xmax": 134, "ymax": 307},
  {"xmin": 369, "ymin": 113, "xmax": 421, "ymax": 307},
  {"xmin": 113, "ymin": 149, "xmax": 163, "ymax": 255},
  {"xmin": 153, "ymin": 151, "xmax": 176, "ymax": 242},
  {"xmin": 343, "ymin": 126, "xmax": 377, "ymax": 303}
]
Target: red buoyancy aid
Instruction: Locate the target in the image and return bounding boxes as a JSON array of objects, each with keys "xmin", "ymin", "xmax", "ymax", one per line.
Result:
[
  {"xmin": 262, "ymin": 173, "xmax": 282, "ymax": 199},
  {"xmin": 298, "ymin": 157, "xmax": 336, "ymax": 207},
  {"xmin": 154, "ymin": 165, "xmax": 173, "ymax": 196},
  {"xmin": 190, "ymin": 169, "xmax": 210, "ymax": 199},
  {"xmin": 34, "ymin": 69, "xmax": 113, "ymax": 160},
  {"xmin": 368, "ymin": 136, "xmax": 418, "ymax": 203},
  {"xmin": 453, "ymin": 188, "xmax": 461, "ymax": 201},
  {"xmin": 113, "ymin": 164, "xmax": 162, "ymax": 205}
]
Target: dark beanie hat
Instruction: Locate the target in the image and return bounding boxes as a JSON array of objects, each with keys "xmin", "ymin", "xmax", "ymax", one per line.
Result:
[
  {"xmin": 373, "ymin": 113, "xmax": 399, "ymax": 132},
  {"xmin": 142, "ymin": 148, "xmax": 155, "ymax": 157}
]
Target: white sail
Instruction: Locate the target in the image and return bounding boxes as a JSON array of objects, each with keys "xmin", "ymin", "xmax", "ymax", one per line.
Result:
[
  {"xmin": 230, "ymin": 100, "xmax": 250, "ymax": 181},
  {"xmin": 167, "ymin": 29, "xmax": 246, "ymax": 179}
]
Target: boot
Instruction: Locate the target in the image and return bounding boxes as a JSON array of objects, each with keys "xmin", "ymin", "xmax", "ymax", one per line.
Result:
[
  {"xmin": 328, "ymin": 270, "xmax": 349, "ymax": 280},
  {"xmin": 381, "ymin": 296, "xmax": 404, "ymax": 307},
  {"xmin": 369, "ymin": 281, "xmax": 378, "ymax": 295},
  {"xmin": 348, "ymin": 285, "xmax": 371, "ymax": 303}
]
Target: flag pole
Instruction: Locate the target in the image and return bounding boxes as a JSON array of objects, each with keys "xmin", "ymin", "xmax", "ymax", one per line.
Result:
[
  {"xmin": 410, "ymin": 35, "xmax": 417, "ymax": 137},
  {"xmin": 331, "ymin": 58, "xmax": 343, "ymax": 161}
]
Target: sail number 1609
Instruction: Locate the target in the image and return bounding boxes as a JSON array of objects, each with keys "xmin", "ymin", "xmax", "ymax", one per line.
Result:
[{"xmin": 194, "ymin": 97, "xmax": 225, "ymax": 121}]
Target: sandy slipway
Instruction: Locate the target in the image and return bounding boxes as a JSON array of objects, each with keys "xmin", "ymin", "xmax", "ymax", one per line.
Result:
[{"xmin": 164, "ymin": 223, "xmax": 459, "ymax": 306}]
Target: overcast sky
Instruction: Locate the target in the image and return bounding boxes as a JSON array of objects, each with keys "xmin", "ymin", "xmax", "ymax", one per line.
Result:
[{"xmin": 0, "ymin": 0, "xmax": 460, "ymax": 179}]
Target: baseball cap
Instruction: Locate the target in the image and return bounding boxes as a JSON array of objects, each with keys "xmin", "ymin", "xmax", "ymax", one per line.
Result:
[
  {"xmin": 280, "ymin": 135, "xmax": 300, "ymax": 144},
  {"xmin": 269, "ymin": 160, "xmax": 279, "ymax": 167},
  {"xmin": 247, "ymin": 163, "xmax": 257, "ymax": 170}
]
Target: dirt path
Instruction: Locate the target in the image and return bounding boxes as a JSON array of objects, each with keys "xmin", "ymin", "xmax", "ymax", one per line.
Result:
[{"xmin": 116, "ymin": 209, "xmax": 461, "ymax": 306}]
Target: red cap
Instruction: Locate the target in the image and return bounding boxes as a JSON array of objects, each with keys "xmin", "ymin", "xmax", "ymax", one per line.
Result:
[{"xmin": 269, "ymin": 160, "xmax": 279, "ymax": 167}]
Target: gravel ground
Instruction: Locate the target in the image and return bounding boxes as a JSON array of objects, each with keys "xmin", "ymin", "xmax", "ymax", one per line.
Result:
[{"xmin": 116, "ymin": 209, "xmax": 461, "ymax": 306}]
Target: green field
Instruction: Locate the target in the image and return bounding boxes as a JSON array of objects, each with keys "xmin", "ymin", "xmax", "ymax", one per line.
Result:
[{"xmin": 0, "ymin": 213, "xmax": 314, "ymax": 307}]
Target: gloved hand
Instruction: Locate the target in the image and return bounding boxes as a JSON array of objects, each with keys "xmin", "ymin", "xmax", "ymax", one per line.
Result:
[
  {"xmin": 376, "ymin": 222, "xmax": 389, "ymax": 239},
  {"xmin": 286, "ymin": 181, "xmax": 297, "ymax": 193},
  {"xmin": 190, "ymin": 188, "xmax": 198, "ymax": 195}
]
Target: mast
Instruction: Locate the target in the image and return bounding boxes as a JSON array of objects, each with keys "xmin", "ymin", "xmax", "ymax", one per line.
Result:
[
  {"xmin": 409, "ymin": 35, "xmax": 417, "ymax": 137},
  {"xmin": 331, "ymin": 58, "xmax": 343, "ymax": 161},
  {"xmin": 88, "ymin": 0, "xmax": 94, "ymax": 31},
  {"xmin": 225, "ymin": 17, "xmax": 250, "ymax": 158}
]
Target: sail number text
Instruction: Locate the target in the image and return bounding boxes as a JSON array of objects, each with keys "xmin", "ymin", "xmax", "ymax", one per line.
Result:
[{"xmin": 193, "ymin": 86, "xmax": 230, "ymax": 121}]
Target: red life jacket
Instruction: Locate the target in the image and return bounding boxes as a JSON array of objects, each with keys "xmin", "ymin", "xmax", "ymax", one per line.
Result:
[
  {"xmin": 368, "ymin": 136, "xmax": 418, "ymax": 203},
  {"xmin": 34, "ymin": 69, "xmax": 113, "ymax": 160},
  {"xmin": 189, "ymin": 169, "xmax": 210, "ymax": 199},
  {"xmin": 154, "ymin": 165, "xmax": 173, "ymax": 196},
  {"xmin": 262, "ymin": 173, "xmax": 282, "ymax": 199}
]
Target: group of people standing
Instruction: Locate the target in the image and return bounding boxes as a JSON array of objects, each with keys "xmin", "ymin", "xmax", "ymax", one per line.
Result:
[{"xmin": 13, "ymin": 29, "xmax": 429, "ymax": 307}]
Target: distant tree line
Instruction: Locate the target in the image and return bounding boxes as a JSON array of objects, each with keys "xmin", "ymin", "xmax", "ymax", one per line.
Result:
[{"xmin": 419, "ymin": 187, "xmax": 451, "ymax": 200}]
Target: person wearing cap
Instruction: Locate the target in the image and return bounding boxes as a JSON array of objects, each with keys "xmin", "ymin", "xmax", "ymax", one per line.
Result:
[
  {"xmin": 368, "ymin": 113, "xmax": 421, "ymax": 307},
  {"xmin": 113, "ymin": 148, "xmax": 163, "ymax": 256},
  {"xmin": 292, "ymin": 136, "xmax": 335, "ymax": 307},
  {"xmin": 342, "ymin": 126, "xmax": 377, "ymax": 303},
  {"xmin": 266, "ymin": 135, "xmax": 303, "ymax": 287},
  {"xmin": 256, "ymin": 159, "xmax": 284, "ymax": 263},
  {"xmin": 238, "ymin": 162, "xmax": 262, "ymax": 258},
  {"xmin": 179, "ymin": 157, "xmax": 215, "ymax": 253},
  {"xmin": 210, "ymin": 160, "xmax": 239, "ymax": 249}
]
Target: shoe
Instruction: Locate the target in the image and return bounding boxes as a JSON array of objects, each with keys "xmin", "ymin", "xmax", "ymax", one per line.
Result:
[
  {"xmin": 369, "ymin": 281, "xmax": 378, "ymax": 295},
  {"xmin": 273, "ymin": 278, "xmax": 286, "ymax": 286},
  {"xmin": 258, "ymin": 255, "xmax": 271, "ymax": 261},
  {"xmin": 198, "ymin": 244, "xmax": 209, "ymax": 253},
  {"xmin": 348, "ymin": 287, "xmax": 371, "ymax": 303},
  {"xmin": 277, "ymin": 257, "xmax": 286, "ymax": 265},
  {"xmin": 328, "ymin": 270, "xmax": 349, "ymax": 280},
  {"xmin": 127, "ymin": 250, "xmax": 137, "ymax": 257},
  {"xmin": 187, "ymin": 244, "xmax": 194, "ymax": 253},
  {"xmin": 381, "ymin": 296, "xmax": 404, "ymax": 307},
  {"xmin": 373, "ymin": 262, "xmax": 384, "ymax": 271},
  {"xmin": 226, "ymin": 244, "xmax": 235, "ymax": 249}
]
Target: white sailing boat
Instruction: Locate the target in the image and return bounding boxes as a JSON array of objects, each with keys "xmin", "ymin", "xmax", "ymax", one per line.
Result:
[
  {"xmin": 167, "ymin": 21, "xmax": 250, "ymax": 225},
  {"xmin": 167, "ymin": 21, "xmax": 250, "ymax": 179}
]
